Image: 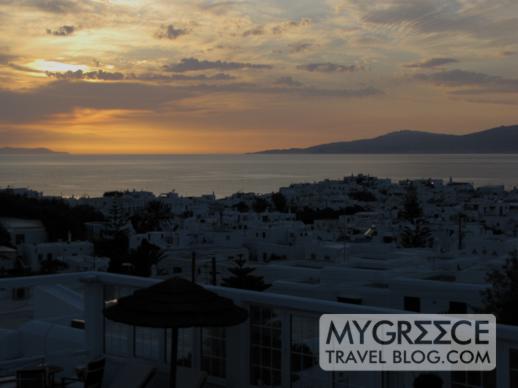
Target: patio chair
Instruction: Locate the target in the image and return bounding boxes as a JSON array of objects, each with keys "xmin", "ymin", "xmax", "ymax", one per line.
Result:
[
  {"xmin": 107, "ymin": 361, "xmax": 156, "ymax": 388},
  {"xmin": 16, "ymin": 367, "xmax": 48, "ymax": 388},
  {"xmin": 62, "ymin": 357, "xmax": 105, "ymax": 388}
]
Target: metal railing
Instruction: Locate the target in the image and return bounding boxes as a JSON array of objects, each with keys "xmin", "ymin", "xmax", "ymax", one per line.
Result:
[{"xmin": 2, "ymin": 272, "xmax": 518, "ymax": 388}]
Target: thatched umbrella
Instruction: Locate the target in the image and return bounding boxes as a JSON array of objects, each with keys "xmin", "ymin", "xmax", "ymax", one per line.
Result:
[{"xmin": 103, "ymin": 277, "xmax": 248, "ymax": 388}]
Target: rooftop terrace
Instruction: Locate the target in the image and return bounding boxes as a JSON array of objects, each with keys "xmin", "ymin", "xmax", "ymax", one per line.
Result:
[{"xmin": 0, "ymin": 272, "xmax": 517, "ymax": 388}]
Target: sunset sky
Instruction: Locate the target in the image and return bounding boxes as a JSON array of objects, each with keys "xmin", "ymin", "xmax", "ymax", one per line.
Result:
[{"xmin": 1, "ymin": 0, "xmax": 518, "ymax": 153}]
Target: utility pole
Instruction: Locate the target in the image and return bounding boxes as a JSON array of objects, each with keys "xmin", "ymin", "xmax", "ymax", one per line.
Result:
[
  {"xmin": 343, "ymin": 216, "xmax": 348, "ymax": 263},
  {"xmin": 458, "ymin": 213, "xmax": 464, "ymax": 250},
  {"xmin": 211, "ymin": 257, "xmax": 217, "ymax": 285},
  {"xmin": 191, "ymin": 251, "xmax": 196, "ymax": 283}
]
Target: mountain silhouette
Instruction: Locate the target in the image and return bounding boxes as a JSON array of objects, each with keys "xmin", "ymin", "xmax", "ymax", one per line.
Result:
[
  {"xmin": 255, "ymin": 125, "xmax": 518, "ymax": 154},
  {"xmin": 0, "ymin": 147, "xmax": 67, "ymax": 155}
]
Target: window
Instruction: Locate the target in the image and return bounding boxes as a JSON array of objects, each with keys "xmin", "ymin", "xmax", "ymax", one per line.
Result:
[
  {"xmin": 291, "ymin": 315, "xmax": 324, "ymax": 387},
  {"xmin": 250, "ymin": 306, "xmax": 282, "ymax": 387},
  {"xmin": 105, "ymin": 320, "xmax": 132, "ymax": 356},
  {"xmin": 135, "ymin": 327, "xmax": 162, "ymax": 360},
  {"xmin": 167, "ymin": 329, "xmax": 193, "ymax": 367},
  {"xmin": 451, "ymin": 371, "xmax": 496, "ymax": 388},
  {"xmin": 202, "ymin": 327, "xmax": 226, "ymax": 378},
  {"xmin": 404, "ymin": 296, "xmax": 421, "ymax": 312},
  {"xmin": 104, "ymin": 286, "xmax": 135, "ymax": 356}
]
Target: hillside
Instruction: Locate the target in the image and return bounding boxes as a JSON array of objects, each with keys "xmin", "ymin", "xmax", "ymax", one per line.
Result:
[
  {"xmin": 0, "ymin": 147, "xmax": 67, "ymax": 155},
  {"xmin": 255, "ymin": 125, "xmax": 518, "ymax": 154}
]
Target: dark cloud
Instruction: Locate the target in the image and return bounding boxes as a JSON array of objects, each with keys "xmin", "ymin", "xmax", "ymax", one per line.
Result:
[
  {"xmin": 0, "ymin": 79, "xmax": 382, "ymax": 123},
  {"xmin": 19, "ymin": 0, "xmax": 81, "ymax": 13},
  {"xmin": 155, "ymin": 24, "xmax": 189, "ymax": 40},
  {"xmin": 0, "ymin": 126, "xmax": 66, "ymax": 144},
  {"xmin": 297, "ymin": 63, "xmax": 362, "ymax": 73},
  {"xmin": 194, "ymin": 83, "xmax": 382, "ymax": 99},
  {"xmin": 15, "ymin": 0, "xmax": 105, "ymax": 14},
  {"xmin": 289, "ymin": 42, "xmax": 313, "ymax": 53},
  {"xmin": 274, "ymin": 76, "xmax": 303, "ymax": 87},
  {"xmin": 242, "ymin": 26, "xmax": 265, "ymax": 37},
  {"xmin": 294, "ymin": 86, "xmax": 382, "ymax": 98},
  {"xmin": 0, "ymin": 53, "xmax": 14, "ymax": 64},
  {"xmin": 501, "ymin": 50, "xmax": 517, "ymax": 57},
  {"xmin": 163, "ymin": 58, "xmax": 272, "ymax": 72},
  {"xmin": 461, "ymin": 98, "xmax": 518, "ymax": 106},
  {"xmin": 242, "ymin": 18, "xmax": 311, "ymax": 37},
  {"xmin": 0, "ymin": 81, "xmax": 192, "ymax": 123},
  {"xmin": 46, "ymin": 25, "xmax": 75, "ymax": 36},
  {"xmin": 405, "ymin": 57, "xmax": 458, "ymax": 68},
  {"xmin": 46, "ymin": 69, "xmax": 125, "ymax": 80},
  {"xmin": 272, "ymin": 18, "xmax": 311, "ymax": 34},
  {"xmin": 8, "ymin": 63, "xmax": 45, "ymax": 74},
  {"xmin": 272, "ymin": 42, "xmax": 315, "ymax": 54},
  {"xmin": 415, "ymin": 69, "xmax": 518, "ymax": 93},
  {"xmin": 273, "ymin": 42, "xmax": 314, "ymax": 55},
  {"xmin": 133, "ymin": 73, "xmax": 236, "ymax": 81},
  {"xmin": 45, "ymin": 69, "xmax": 236, "ymax": 82}
]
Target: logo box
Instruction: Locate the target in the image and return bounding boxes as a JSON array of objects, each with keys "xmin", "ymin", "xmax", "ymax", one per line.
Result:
[{"xmin": 319, "ymin": 314, "xmax": 496, "ymax": 371}]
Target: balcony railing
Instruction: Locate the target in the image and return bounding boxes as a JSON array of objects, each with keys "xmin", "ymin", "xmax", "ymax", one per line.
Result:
[{"xmin": 1, "ymin": 272, "xmax": 518, "ymax": 388}]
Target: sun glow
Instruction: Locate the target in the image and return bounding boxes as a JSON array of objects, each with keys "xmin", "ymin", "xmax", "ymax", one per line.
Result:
[{"xmin": 28, "ymin": 60, "xmax": 89, "ymax": 73}]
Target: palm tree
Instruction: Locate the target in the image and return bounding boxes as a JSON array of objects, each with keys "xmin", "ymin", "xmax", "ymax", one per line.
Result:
[
  {"xmin": 400, "ymin": 221, "xmax": 433, "ymax": 248},
  {"xmin": 132, "ymin": 201, "xmax": 172, "ymax": 233},
  {"xmin": 400, "ymin": 186, "xmax": 423, "ymax": 222},
  {"xmin": 221, "ymin": 257, "xmax": 271, "ymax": 291}
]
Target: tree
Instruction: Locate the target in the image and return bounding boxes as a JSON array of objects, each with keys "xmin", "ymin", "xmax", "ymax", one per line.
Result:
[
  {"xmin": 94, "ymin": 231, "xmax": 129, "ymax": 274},
  {"xmin": 482, "ymin": 250, "xmax": 518, "ymax": 325},
  {"xmin": 252, "ymin": 197, "xmax": 269, "ymax": 213},
  {"xmin": 131, "ymin": 200, "xmax": 172, "ymax": 233},
  {"xmin": 295, "ymin": 206, "xmax": 364, "ymax": 225},
  {"xmin": 106, "ymin": 195, "xmax": 126, "ymax": 235},
  {"xmin": 0, "ymin": 191, "xmax": 104, "ymax": 241},
  {"xmin": 400, "ymin": 221, "xmax": 433, "ymax": 248},
  {"xmin": 271, "ymin": 192, "xmax": 287, "ymax": 212},
  {"xmin": 401, "ymin": 186, "xmax": 423, "ymax": 222},
  {"xmin": 233, "ymin": 201, "xmax": 249, "ymax": 213},
  {"xmin": 221, "ymin": 257, "xmax": 271, "ymax": 291},
  {"xmin": 127, "ymin": 239, "xmax": 165, "ymax": 277},
  {"xmin": 348, "ymin": 190, "xmax": 376, "ymax": 202}
]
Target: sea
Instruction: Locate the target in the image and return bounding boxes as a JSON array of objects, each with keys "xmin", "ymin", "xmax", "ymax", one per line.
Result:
[{"xmin": 1, "ymin": 154, "xmax": 518, "ymax": 198}]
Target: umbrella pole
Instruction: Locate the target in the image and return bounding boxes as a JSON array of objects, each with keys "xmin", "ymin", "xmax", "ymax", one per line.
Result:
[{"xmin": 170, "ymin": 327, "xmax": 178, "ymax": 388}]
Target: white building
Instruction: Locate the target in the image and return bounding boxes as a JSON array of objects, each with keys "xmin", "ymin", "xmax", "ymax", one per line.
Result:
[{"xmin": 0, "ymin": 218, "xmax": 47, "ymax": 252}]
